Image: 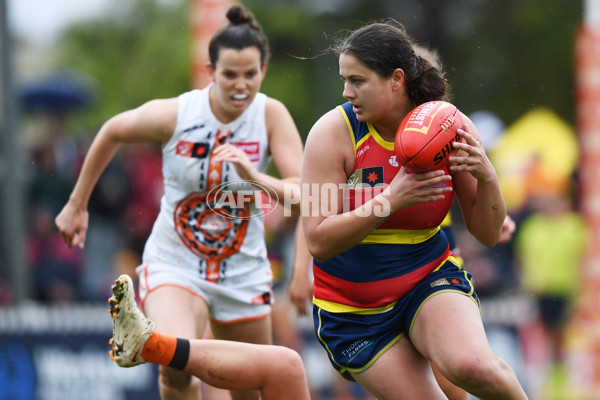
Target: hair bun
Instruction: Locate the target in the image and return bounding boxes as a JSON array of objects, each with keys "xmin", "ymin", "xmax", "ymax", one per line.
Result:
[{"xmin": 226, "ymin": 4, "xmax": 253, "ymax": 25}]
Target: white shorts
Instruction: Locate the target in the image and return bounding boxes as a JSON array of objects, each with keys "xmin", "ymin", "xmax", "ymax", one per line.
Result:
[{"xmin": 136, "ymin": 261, "xmax": 273, "ymax": 323}]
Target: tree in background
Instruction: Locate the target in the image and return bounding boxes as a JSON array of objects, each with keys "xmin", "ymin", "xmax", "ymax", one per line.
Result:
[
  {"xmin": 53, "ymin": 0, "xmax": 191, "ymax": 133},
  {"xmin": 48, "ymin": 0, "xmax": 580, "ymax": 140}
]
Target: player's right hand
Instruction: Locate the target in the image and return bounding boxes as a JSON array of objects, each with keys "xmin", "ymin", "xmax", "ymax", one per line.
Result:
[{"xmin": 55, "ymin": 203, "xmax": 89, "ymax": 249}]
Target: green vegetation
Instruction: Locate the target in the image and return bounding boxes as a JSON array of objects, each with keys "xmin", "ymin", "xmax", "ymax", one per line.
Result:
[{"xmin": 52, "ymin": 0, "xmax": 582, "ymax": 138}]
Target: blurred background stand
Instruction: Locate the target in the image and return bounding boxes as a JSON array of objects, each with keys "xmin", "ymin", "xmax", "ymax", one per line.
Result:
[
  {"xmin": 0, "ymin": 0, "xmax": 27, "ymax": 304},
  {"xmin": 1, "ymin": 0, "xmax": 97, "ymax": 303},
  {"xmin": 16, "ymin": 69, "xmax": 97, "ymax": 303},
  {"xmin": 18, "ymin": 69, "xmax": 96, "ymax": 114}
]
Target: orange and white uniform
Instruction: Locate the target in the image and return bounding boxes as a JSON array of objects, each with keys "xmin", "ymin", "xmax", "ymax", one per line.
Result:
[{"xmin": 137, "ymin": 86, "xmax": 273, "ymax": 322}]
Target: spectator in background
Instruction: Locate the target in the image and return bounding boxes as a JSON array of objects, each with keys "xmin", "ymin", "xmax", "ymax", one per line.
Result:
[
  {"xmin": 121, "ymin": 143, "xmax": 163, "ymax": 254},
  {"xmin": 26, "ymin": 203, "xmax": 84, "ymax": 302},
  {"xmin": 515, "ymin": 187, "xmax": 587, "ymax": 399},
  {"xmin": 24, "ymin": 118, "xmax": 85, "ymax": 302},
  {"xmin": 25, "ymin": 119, "xmax": 75, "ymax": 217},
  {"xmin": 82, "ymin": 157, "xmax": 132, "ymax": 300},
  {"xmin": 0, "ymin": 279, "xmax": 12, "ymax": 304}
]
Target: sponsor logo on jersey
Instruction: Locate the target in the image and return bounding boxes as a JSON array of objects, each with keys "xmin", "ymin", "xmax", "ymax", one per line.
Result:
[
  {"xmin": 346, "ymin": 166, "xmax": 385, "ymax": 188},
  {"xmin": 356, "ymin": 144, "xmax": 370, "ymax": 157},
  {"xmin": 230, "ymin": 141, "xmax": 261, "ymax": 162},
  {"xmin": 430, "ymin": 278, "xmax": 450, "ymax": 287},
  {"xmin": 176, "ymin": 140, "xmax": 210, "ymax": 158},
  {"xmin": 341, "ymin": 339, "xmax": 373, "ymax": 359},
  {"xmin": 430, "ymin": 277, "xmax": 464, "ymax": 288},
  {"xmin": 251, "ymin": 291, "xmax": 273, "ymax": 305}
]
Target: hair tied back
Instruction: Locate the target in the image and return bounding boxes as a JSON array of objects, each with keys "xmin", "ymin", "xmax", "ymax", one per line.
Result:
[{"xmin": 226, "ymin": 4, "xmax": 253, "ymax": 26}]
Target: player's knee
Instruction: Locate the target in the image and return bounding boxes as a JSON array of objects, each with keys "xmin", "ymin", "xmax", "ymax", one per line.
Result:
[
  {"xmin": 270, "ymin": 347, "xmax": 306, "ymax": 380},
  {"xmin": 449, "ymin": 355, "xmax": 503, "ymax": 390},
  {"xmin": 158, "ymin": 365, "xmax": 193, "ymax": 390}
]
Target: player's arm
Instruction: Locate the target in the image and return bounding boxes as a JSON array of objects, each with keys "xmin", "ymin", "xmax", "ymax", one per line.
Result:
[
  {"xmin": 288, "ymin": 220, "xmax": 313, "ymax": 316},
  {"xmin": 55, "ymin": 98, "xmax": 178, "ymax": 248},
  {"xmin": 302, "ymin": 109, "xmax": 374, "ymax": 261},
  {"xmin": 450, "ymin": 114, "xmax": 506, "ymax": 247},
  {"xmin": 263, "ymin": 98, "xmax": 304, "ymax": 207}
]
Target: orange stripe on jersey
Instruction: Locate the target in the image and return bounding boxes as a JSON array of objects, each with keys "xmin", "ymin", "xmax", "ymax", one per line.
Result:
[{"xmin": 207, "ymin": 129, "xmax": 231, "ymax": 190}]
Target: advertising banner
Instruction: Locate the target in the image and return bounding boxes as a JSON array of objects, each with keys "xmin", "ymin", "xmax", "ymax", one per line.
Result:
[{"xmin": 0, "ymin": 304, "xmax": 159, "ymax": 400}]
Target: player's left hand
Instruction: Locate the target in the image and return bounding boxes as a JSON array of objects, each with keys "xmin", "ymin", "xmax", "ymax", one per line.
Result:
[
  {"xmin": 288, "ymin": 271, "xmax": 313, "ymax": 316},
  {"xmin": 448, "ymin": 126, "xmax": 495, "ymax": 181},
  {"xmin": 499, "ymin": 214, "xmax": 516, "ymax": 243},
  {"xmin": 212, "ymin": 143, "xmax": 258, "ymax": 182}
]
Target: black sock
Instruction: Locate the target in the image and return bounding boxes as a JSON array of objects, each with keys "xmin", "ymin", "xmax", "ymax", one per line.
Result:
[{"xmin": 168, "ymin": 338, "xmax": 190, "ymax": 370}]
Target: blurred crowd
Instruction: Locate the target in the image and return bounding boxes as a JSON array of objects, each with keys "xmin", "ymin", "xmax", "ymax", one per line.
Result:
[
  {"xmin": 14, "ymin": 106, "xmax": 587, "ymax": 400},
  {"xmin": 19, "ymin": 112, "xmax": 163, "ymax": 304}
]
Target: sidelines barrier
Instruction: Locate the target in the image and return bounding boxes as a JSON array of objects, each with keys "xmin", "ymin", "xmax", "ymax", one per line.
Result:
[
  {"xmin": 0, "ymin": 296, "xmax": 535, "ymax": 399},
  {"xmin": 0, "ymin": 303, "xmax": 159, "ymax": 400},
  {"xmin": 479, "ymin": 293, "xmax": 536, "ymax": 326}
]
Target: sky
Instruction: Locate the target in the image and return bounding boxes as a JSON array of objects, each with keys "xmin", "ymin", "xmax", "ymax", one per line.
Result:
[
  {"xmin": 8, "ymin": 1, "xmax": 597, "ymax": 46},
  {"xmin": 7, "ymin": 0, "xmax": 184, "ymax": 45},
  {"xmin": 7, "ymin": 0, "xmax": 113, "ymax": 45}
]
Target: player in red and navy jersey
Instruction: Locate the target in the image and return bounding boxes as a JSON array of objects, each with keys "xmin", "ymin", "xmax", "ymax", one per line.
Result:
[{"xmin": 301, "ymin": 20, "xmax": 527, "ymax": 400}]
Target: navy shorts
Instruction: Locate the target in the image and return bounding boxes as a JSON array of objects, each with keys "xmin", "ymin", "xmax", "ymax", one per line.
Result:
[{"xmin": 313, "ymin": 261, "xmax": 479, "ymax": 380}]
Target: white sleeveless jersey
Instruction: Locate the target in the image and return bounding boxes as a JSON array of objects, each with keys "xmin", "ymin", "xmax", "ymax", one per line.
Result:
[{"xmin": 141, "ymin": 86, "xmax": 272, "ymax": 287}]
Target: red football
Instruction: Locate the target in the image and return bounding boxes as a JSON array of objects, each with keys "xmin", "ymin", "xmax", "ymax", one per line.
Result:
[{"xmin": 394, "ymin": 101, "xmax": 463, "ymax": 172}]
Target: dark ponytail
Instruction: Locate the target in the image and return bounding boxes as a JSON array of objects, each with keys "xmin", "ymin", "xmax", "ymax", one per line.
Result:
[
  {"xmin": 334, "ymin": 19, "xmax": 449, "ymax": 106},
  {"xmin": 406, "ymin": 54, "xmax": 451, "ymax": 104}
]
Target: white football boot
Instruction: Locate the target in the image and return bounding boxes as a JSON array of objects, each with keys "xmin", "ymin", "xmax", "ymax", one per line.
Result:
[{"xmin": 108, "ymin": 274, "xmax": 154, "ymax": 367}]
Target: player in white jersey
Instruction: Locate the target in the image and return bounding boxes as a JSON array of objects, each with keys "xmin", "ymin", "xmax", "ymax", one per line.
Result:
[{"xmin": 55, "ymin": 5, "xmax": 305, "ymax": 400}]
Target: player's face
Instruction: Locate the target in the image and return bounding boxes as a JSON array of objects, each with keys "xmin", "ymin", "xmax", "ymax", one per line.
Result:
[
  {"xmin": 209, "ymin": 47, "xmax": 266, "ymax": 123},
  {"xmin": 339, "ymin": 53, "xmax": 395, "ymax": 123}
]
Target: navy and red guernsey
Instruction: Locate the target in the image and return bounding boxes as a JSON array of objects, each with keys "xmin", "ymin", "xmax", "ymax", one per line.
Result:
[{"xmin": 312, "ymin": 102, "xmax": 459, "ymax": 313}]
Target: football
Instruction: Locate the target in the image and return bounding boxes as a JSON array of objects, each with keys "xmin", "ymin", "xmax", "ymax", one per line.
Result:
[{"xmin": 394, "ymin": 101, "xmax": 463, "ymax": 172}]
